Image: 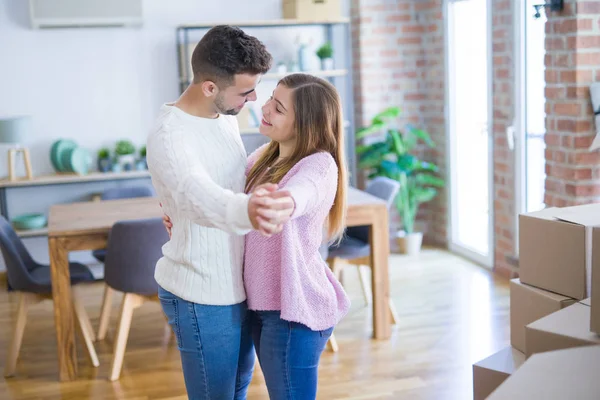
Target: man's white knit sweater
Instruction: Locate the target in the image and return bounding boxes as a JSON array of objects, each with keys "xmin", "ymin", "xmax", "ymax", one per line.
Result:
[{"xmin": 147, "ymin": 104, "xmax": 252, "ymax": 305}]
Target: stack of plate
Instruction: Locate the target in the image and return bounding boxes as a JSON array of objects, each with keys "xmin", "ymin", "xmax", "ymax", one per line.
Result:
[{"xmin": 50, "ymin": 139, "xmax": 92, "ymax": 175}]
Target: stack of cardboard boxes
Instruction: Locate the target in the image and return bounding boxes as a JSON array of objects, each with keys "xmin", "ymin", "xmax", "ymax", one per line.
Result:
[{"xmin": 472, "ymin": 204, "xmax": 600, "ymax": 399}]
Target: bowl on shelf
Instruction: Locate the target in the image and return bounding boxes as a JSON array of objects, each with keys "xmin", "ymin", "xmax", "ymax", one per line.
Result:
[
  {"xmin": 50, "ymin": 139, "xmax": 92, "ymax": 175},
  {"xmin": 11, "ymin": 213, "xmax": 47, "ymax": 231}
]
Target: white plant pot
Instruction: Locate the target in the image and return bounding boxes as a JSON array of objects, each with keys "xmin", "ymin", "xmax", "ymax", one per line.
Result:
[
  {"xmin": 321, "ymin": 58, "xmax": 334, "ymax": 70},
  {"xmin": 117, "ymin": 154, "xmax": 135, "ymax": 170},
  {"xmin": 396, "ymin": 231, "xmax": 423, "ymax": 255}
]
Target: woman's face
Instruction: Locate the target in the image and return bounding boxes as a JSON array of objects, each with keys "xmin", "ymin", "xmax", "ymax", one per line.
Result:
[{"xmin": 259, "ymin": 84, "xmax": 296, "ymax": 144}]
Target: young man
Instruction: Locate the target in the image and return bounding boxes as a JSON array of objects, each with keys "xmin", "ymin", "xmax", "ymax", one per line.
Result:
[{"xmin": 146, "ymin": 26, "xmax": 293, "ymax": 400}]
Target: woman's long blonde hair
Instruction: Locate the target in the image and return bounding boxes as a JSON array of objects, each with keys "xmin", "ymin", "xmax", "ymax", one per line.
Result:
[{"xmin": 245, "ymin": 74, "xmax": 347, "ymax": 241}]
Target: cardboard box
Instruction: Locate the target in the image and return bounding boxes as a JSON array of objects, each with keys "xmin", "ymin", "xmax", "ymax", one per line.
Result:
[
  {"xmin": 472, "ymin": 347, "xmax": 525, "ymax": 400},
  {"xmin": 519, "ymin": 204, "xmax": 600, "ymax": 299},
  {"xmin": 591, "ymin": 227, "xmax": 600, "ymax": 333},
  {"xmin": 510, "ymin": 278, "xmax": 576, "ymax": 353},
  {"xmin": 487, "ymin": 346, "xmax": 600, "ymax": 399},
  {"xmin": 282, "ymin": 0, "xmax": 341, "ymax": 20},
  {"xmin": 524, "ymin": 301, "xmax": 600, "ymax": 358}
]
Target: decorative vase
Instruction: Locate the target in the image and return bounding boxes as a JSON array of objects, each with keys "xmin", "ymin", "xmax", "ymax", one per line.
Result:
[
  {"xmin": 111, "ymin": 162, "xmax": 122, "ymax": 173},
  {"xmin": 136, "ymin": 157, "xmax": 147, "ymax": 171},
  {"xmin": 117, "ymin": 154, "xmax": 135, "ymax": 171},
  {"xmin": 321, "ymin": 58, "xmax": 334, "ymax": 70},
  {"xmin": 97, "ymin": 157, "xmax": 112, "ymax": 173},
  {"xmin": 396, "ymin": 231, "xmax": 423, "ymax": 256}
]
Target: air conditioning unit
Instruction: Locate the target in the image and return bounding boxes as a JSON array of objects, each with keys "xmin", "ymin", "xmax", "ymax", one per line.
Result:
[{"xmin": 28, "ymin": 0, "xmax": 143, "ymax": 29}]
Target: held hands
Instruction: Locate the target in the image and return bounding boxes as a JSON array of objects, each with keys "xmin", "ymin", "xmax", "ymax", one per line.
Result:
[
  {"xmin": 248, "ymin": 183, "xmax": 295, "ymax": 237},
  {"xmin": 159, "ymin": 185, "xmax": 295, "ymax": 238}
]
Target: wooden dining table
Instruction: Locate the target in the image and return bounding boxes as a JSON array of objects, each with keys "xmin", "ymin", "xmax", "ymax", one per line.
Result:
[{"xmin": 48, "ymin": 187, "xmax": 391, "ymax": 381}]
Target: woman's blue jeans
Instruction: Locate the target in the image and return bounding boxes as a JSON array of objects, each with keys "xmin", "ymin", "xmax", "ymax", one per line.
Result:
[{"xmin": 250, "ymin": 310, "xmax": 333, "ymax": 400}]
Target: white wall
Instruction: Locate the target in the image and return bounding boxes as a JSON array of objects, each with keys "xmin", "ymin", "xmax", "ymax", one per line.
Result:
[
  {"xmin": 0, "ymin": 0, "xmax": 349, "ymax": 272},
  {"xmin": 0, "ymin": 0, "xmax": 291, "ymax": 177}
]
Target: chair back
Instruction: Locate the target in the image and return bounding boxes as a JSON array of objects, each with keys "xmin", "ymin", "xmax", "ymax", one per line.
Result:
[
  {"xmin": 0, "ymin": 216, "xmax": 39, "ymax": 292},
  {"xmin": 347, "ymin": 177, "xmax": 400, "ymax": 243},
  {"xmin": 103, "ymin": 218, "xmax": 169, "ymax": 295},
  {"xmin": 101, "ymin": 185, "xmax": 154, "ymax": 200}
]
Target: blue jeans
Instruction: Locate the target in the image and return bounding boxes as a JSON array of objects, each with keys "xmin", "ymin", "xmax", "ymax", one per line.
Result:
[
  {"xmin": 158, "ymin": 287, "xmax": 255, "ymax": 400},
  {"xmin": 250, "ymin": 311, "xmax": 334, "ymax": 400}
]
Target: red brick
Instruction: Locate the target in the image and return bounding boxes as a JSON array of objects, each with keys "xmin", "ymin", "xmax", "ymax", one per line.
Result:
[
  {"xmin": 545, "ymin": 87, "xmax": 565, "ymax": 99},
  {"xmin": 496, "ymin": 68, "xmax": 510, "ymax": 79},
  {"xmin": 566, "ymin": 183, "xmax": 600, "ymax": 197},
  {"xmin": 560, "ymin": 70, "xmax": 577, "ymax": 83},
  {"xmin": 415, "ymin": 1, "xmax": 439, "ymax": 11},
  {"xmin": 545, "ymin": 69, "xmax": 559, "ymax": 83},
  {"xmin": 373, "ymin": 26, "xmax": 397, "ymax": 35},
  {"xmin": 545, "ymin": 133, "xmax": 562, "ymax": 146},
  {"xmin": 566, "ymin": 85, "xmax": 590, "ymax": 98},
  {"xmin": 579, "ymin": 1, "xmax": 600, "ymax": 14},
  {"xmin": 402, "ymin": 24, "xmax": 426, "ymax": 34},
  {"xmin": 554, "ymin": 102, "xmax": 582, "ymax": 116},
  {"xmin": 570, "ymin": 151, "xmax": 600, "ymax": 164},
  {"xmin": 572, "ymin": 35, "xmax": 600, "ymax": 48},
  {"xmin": 556, "ymin": 119, "xmax": 576, "ymax": 131},
  {"xmin": 575, "ymin": 168, "xmax": 593, "ymax": 179},
  {"xmin": 386, "ymin": 14, "xmax": 411, "ymax": 23},
  {"xmin": 397, "ymin": 37, "xmax": 422, "ymax": 45},
  {"xmin": 546, "ymin": 37, "xmax": 565, "ymax": 50},
  {"xmin": 576, "ymin": 120, "xmax": 593, "ymax": 131},
  {"xmin": 493, "ymin": 42, "xmax": 506, "ymax": 52}
]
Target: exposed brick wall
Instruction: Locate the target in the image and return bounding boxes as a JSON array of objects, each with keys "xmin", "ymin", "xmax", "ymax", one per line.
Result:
[
  {"xmin": 492, "ymin": 0, "xmax": 518, "ymax": 277},
  {"xmin": 350, "ymin": 0, "xmax": 600, "ymax": 276},
  {"xmin": 544, "ymin": 0, "xmax": 600, "ymax": 207},
  {"xmin": 350, "ymin": 0, "xmax": 446, "ymax": 245}
]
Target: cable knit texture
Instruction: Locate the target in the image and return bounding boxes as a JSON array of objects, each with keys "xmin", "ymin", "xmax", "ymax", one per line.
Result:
[
  {"xmin": 244, "ymin": 147, "xmax": 351, "ymax": 331},
  {"xmin": 147, "ymin": 104, "xmax": 250, "ymax": 306}
]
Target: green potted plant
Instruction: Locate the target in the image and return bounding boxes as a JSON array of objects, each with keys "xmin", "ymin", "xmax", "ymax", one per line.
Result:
[
  {"xmin": 316, "ymin": 42, "xmax": 334, "ymax": 70},
  {"xmin": 97, "ymin": 147, "xmax": 111, "ymax": 173},
  {"xmin": 356, "ymin": 107, "xmax": 444, "ymax": 255},
  {"xmin": 136, "ymin": 145, "xmax": 147, "ymax": 170},
  {"xmin": 114, "ymin": 140, "xmax": 136, "ymax": 171}
]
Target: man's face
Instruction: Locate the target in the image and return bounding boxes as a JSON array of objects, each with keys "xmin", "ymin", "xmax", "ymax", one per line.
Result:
[{"xmin": 214, "ymin": 73, "xmax": 261, "ymax": 115}]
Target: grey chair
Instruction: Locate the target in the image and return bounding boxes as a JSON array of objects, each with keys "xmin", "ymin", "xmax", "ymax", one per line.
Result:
[
  {"xmin": 328, "ymin": 177, "xmax": 401, "ymax": 323},
  {"xmin": 241, "ymin": 134, "xmax": 270, "ymax": 154},
  {"xmin": 92, "ymin": 185, "xmax": 155, "ymax": 262},
  {"xmin": 95, "ymin": 218, "xmax": 169, "ymax": 381},
  {"xmin": 318, "ymin": 242, "xmax": 340, "ymax": 353},
  {"xmin": 0, "ymin": 216, "xmax": 99, "ymax": 377}
]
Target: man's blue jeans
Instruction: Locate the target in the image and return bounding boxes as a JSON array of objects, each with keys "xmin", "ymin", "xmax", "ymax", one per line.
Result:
[{"xmin": 158, "ymin": 286, "xmax": 255, "ymax": 400}]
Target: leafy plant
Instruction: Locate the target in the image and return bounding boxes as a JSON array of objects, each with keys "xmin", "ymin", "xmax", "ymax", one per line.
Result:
[
  {"xmin": 140, "ymin": 145, "xmax": 146, "ymax": 157},
  {"xmin": 316, "ymin": 42, "xmax": 333, "ymax": 59},
  {"xmin": 115, "ymin": 140, "xmax": 135, "ymax": 156},
  {"xmin": 97, "ymin": 148, "xmax": 110, "ymax": 159},
  {"xmin": 356, "ymin": 107, "xmax": 444, "ymax": 234}
]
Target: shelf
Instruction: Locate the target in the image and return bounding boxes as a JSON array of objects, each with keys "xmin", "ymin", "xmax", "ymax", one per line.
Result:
[
  {"xmin": 16, "ymin": 228, "xmax": 48, "ymax": 238},
  {"xmin": 178, "ymin": 18, "xmax": 350, "ymax": 30},
  {"xmin": 180, "ymin": 69, "xmax": 348, "ymax": 86},
  {"xmin": 0, "ymin": 170, "xmax": 151, "ymax": 189}
]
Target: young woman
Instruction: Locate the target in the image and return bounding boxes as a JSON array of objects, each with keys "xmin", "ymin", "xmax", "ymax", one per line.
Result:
[{"xmin": 164, "ymin": 73, "xmax": 350, "ymax": 399}]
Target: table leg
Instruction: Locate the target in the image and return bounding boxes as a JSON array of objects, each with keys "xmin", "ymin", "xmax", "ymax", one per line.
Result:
[
  {"xmin": 49, "ymin": 237, "xmax": 78, "ymax": 381},
  {"xmin": 370, "ymin": 207, "xmax": 391, "ymax": 339}
]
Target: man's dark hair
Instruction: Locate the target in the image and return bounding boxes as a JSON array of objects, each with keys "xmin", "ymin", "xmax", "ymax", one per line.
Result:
[{"xmin": 191, "ymin": 25, "xmax": 272, "ymax": 87}]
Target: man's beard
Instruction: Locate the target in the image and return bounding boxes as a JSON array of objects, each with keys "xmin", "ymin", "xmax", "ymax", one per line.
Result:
[{"xmin": 215, "ymin": 95, "xmax": 240, "ymax": 116}]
